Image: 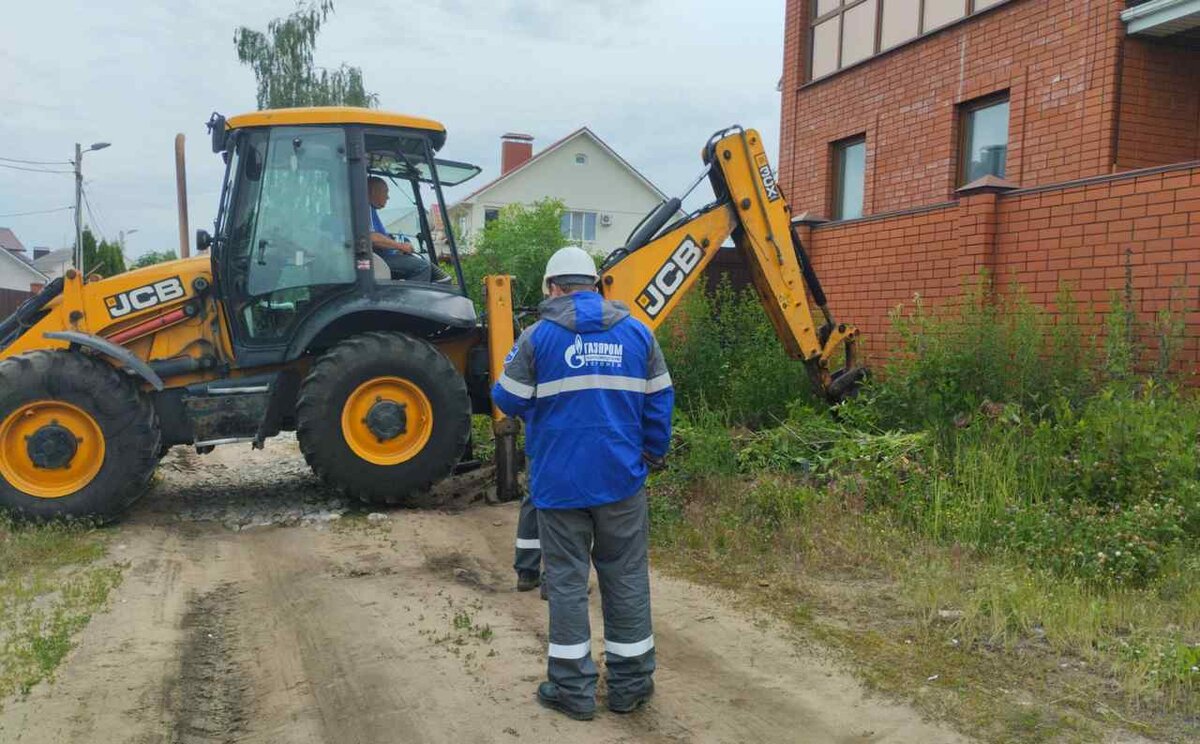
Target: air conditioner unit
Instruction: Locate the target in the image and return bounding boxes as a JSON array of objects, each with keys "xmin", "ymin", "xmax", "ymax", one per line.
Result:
[{"xmin": 599, "ymin": 214, "xmax": 612, "ymax": 227}]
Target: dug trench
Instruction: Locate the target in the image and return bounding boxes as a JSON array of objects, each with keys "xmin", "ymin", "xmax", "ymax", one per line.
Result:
[{"xmin": 0, "ymin": 436, "xmax": 966, "ymax": 743}]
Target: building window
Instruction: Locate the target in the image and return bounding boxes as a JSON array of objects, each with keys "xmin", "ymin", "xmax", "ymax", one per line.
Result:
[
  {"xmin": 575, "ymin": 153, "xmax": 588, "ymax": 165},
  {"xmin": 809, "ymin": 0, "xmax": 1009, "ymax": 81},
  {"xmin": 484, "ymin": 207, "xmax": 500, "ymax": 225},
  {"xmin": 959, "ymin": 93, "xmax": 1009, "ymax": 184},
  {"xmin": 832, "ymin": 136, "xmax": 866, "ymax": 220},
  {"xmin": 560, "ymin": 211, "xmax": 598, "ymax": 243}
]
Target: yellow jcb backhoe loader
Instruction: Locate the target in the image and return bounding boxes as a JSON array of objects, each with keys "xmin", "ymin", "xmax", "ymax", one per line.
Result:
[{"xmin": 0, "ymin": 108, "xmax": 862, "ymax": 522}]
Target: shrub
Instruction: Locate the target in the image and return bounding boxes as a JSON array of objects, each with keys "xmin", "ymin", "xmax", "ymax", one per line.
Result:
[
  {"xmin": 669, "ymin": 407, "xmax": 739, "ymax": 481},
  {"xmin": 862, "ymin": 277, "xmax": 1095, "ymax": 431},
  {"xmin": 659, "ymin": 277, "xmax": 817, "ymax": 426},
  {"xmin": 882, "ymin": 387, "xmax": 1200, "ymax": 586},
  {"xmin": 655, "ymin": 269, "xmax": 1200, "ymax": 589},
  {"xmin": 1061, "ymin": 383, "xmax": 1200, "ymax": 510}
]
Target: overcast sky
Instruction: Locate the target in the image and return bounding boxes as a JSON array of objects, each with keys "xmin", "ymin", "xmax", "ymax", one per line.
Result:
[{"xmin": 0, "ymin": 0, "xmax": 784, "ymax": 260}]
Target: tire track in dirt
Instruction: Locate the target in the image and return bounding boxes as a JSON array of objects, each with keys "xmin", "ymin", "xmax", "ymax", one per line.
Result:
[{"xmin": 167, "ymin": 583, "xmax": 249, "ymax": 743}]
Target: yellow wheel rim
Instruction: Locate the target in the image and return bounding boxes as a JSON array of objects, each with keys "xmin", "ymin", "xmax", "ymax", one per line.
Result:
[
  {"xmin": 0, "ymin": 401, "xmax": 105, "ymax": 499},
  {"xmin": 341, "ymin": 376, "xmax": 434, "ymax": 466}
]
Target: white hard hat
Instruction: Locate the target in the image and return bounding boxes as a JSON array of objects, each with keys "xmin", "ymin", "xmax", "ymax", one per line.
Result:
[{"xmin": 542, "ymin": 246, "xmax": 599, "ymax": 296}]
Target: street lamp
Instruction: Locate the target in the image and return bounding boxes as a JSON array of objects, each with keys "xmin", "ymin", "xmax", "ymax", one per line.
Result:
[
  {"xmin": 119, "ymin": 229, "xmax": 138, "ymax": 269},
  {"xmin": 74, "ymin": 141, "xmax": 112, "ymax": 271}
]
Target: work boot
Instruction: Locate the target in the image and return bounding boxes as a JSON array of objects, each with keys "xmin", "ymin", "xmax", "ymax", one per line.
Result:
[
  {"xmin": 516, "ymin": 570, "xmax": 541, "ymax": 592},
  {"xmin": 608, "ymin": 680, "xmax": 654, "ymax": 714},
  {"xmin": 430, "ymin": 263, "xmax": 454, "ymax": 284},
  {"xmin": 536, "ymin": 682, "xmax": 594, "ymax": 721}
]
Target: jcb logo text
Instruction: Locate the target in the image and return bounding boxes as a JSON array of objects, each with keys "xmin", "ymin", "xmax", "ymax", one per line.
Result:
[
  {"xmin": 105, "ymin": 277, "xmax": 186, "ymax": 319},
  {"xmin": 636, "ymin": 237, "xmax": 704, "ymax": 319},
  {"xmin": 755, "ymin": 153, "xmax": 780, "ymax": 201}
]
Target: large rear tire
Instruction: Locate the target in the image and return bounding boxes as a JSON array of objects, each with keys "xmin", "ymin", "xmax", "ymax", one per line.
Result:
[
  {"xmin": 0, "ymin": 350, "xmax": 160, "ymax": 522},
  {"xmin": 296, "ymin": 332, "xmax": 471, "ymax": 505}
]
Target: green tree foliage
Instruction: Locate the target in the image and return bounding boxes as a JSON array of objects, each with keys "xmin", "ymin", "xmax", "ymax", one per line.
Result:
[
  {"xmin": 459, "ymin": 200, "xmax": 570, "ymax": 309},
  {"xmin": 81, "ymin": 227, "xmax": 125, "ymax": 278},
  {"xmin": 131, "ymin": 250, "xmax": 179, "ymax": 269},
  {"xmin": 234, "ymin": 1, "xmax": 378, "ymax": 110}
]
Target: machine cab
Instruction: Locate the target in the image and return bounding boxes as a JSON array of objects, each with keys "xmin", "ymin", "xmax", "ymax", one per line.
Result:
[{"xmin": 206, "ymin": 108, "xmax": 481, "ymax": 365}]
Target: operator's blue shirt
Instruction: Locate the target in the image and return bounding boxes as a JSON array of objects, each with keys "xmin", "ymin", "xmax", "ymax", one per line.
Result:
[
  {"xmin": 491, "ymin": 291, "xmax": 674, "ymax": 510},
  {"xmin": 370, "ymin": 207, "xmax": 388, "ymax": 236}
]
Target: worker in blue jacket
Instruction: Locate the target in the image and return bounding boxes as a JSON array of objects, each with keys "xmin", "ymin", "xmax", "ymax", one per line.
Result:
[{"xmin": 492, "ymin": 246, "xmax": 673, "ymax": 720}]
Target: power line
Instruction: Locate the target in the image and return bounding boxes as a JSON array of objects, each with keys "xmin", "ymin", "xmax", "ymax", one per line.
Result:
[
  {"xmin": 80, "ymin": 186, "xmax": 107, "ymax": 240},
  {"xmin": 0, "ymin": 162, "xmax": 73, "ymax": 174},
  {"xmin": 0, "ymin": 205, "xmax": 74, "ymax": 219},
  {"xmin": 0, "ymin": 156, "xmax": 72, "ymax": 166}
]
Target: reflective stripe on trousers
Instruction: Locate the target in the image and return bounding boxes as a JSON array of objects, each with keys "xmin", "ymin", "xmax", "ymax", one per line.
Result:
[{"xmin": 513, "ymin": 492, "xmax": 541, "ymax": 575}]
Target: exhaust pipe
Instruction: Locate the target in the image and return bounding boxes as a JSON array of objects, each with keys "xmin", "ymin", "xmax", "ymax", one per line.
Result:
[{"xmin": 174, "ymin": 134, "xmax": 190, "ymax": 259}]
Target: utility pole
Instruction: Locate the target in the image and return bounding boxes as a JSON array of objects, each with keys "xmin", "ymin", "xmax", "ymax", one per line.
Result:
[
  {"xmin": 73, "ymin": 143, "xmax": 82, "ymax": 271},
  {"xmin": 72, "ymin": 141, "xmax": 111, "ymax": 271}
]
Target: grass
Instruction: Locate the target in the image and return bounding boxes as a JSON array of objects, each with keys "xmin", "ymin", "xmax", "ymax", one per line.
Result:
[
  {"xmin": 0, "ymin": 518, "xmax": 123, "ymax": 701},
  {"xmin": 648, "ymin": 470, "xmax": 1199, "ymax": 742}
]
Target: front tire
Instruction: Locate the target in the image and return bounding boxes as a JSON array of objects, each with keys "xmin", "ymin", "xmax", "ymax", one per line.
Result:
[
  {"xmin": 296, "ymin": 332, "xmax": 471, "ymax": 505},
  {"xmin": 0, "ymin": 350, "xmax": 160, "ymax": 522}
]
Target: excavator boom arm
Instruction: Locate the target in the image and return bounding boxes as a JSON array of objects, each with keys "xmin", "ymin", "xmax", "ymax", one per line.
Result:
[{"xmin": 599, "ymin": 127, "xmax": 863, "ymax": 400}]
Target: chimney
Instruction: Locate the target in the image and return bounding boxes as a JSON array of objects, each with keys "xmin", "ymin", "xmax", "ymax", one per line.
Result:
[
  {"xmin": 501, "ymin": 133, "xmax": 534, "ymax": 175},
  {"xmin": 33, "ymin": 247, "xmax": 50, "ymax": 260}
]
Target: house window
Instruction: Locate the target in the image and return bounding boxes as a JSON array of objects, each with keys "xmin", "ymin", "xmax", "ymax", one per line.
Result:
[
  {"xmin": 832, "ymin": 136, "xmax": 866, "ymax": 220},
  {"xmin": 560, "ymin": 211, "xmax": 598, "ymax": 243},
  {"xmin": 809, "ymin": 0, "xmax": 1009, "ymax": 80},
  {"xmin": 484, "ymin": 208, "xmax": 500, "ymax": 225},
  {"xmin": 960, "ymin": 93, "xmax": 1009, "ymax": 184},
  {"xmin": 575, "ymin": 153, "xmax": 588, "ymax": 165}
]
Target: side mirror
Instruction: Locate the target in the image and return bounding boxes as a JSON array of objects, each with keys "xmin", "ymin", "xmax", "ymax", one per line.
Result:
[
  {"xmin": 206, "ymin": 112, "xmax": 228, "ymax": 153},
  {"xmin": 196, "ymin": 229, "xmax": 213, "ymax": 252}
]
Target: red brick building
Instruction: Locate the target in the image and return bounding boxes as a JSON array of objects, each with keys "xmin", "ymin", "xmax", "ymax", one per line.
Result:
[{"xmin": 777, "ymin": 0, "xmax": 1200, "ymax": 366}]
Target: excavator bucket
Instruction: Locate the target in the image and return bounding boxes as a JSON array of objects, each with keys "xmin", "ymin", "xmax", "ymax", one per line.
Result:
[{"xmin": 821, "ymin": 342, "xmax": 869, "ymax": 404}]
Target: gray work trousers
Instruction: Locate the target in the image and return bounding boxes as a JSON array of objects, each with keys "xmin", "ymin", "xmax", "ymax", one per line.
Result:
[
  {"xmin": 379, "ymin": 250, "xmax": 432, "ymax": 282},
  {"xmin": 514, "ymin": 492, "xmax": 541, "ymax": 575},
  {"xmin": 538, "ymin": 489, "xmax": 655, "ymax": 709}
]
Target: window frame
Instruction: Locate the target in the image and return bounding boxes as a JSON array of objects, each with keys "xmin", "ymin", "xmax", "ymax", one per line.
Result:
[
  {"xmin": 560, "ymin": 210, "xmax": 599, "ymax": 244},
  {"xmin": 957, "ymin": 91, "xmax": 1010, "ymax": 186},
  {"xmin": 831, "ymin": 135, "xmax": 867, "ymax": 221},
  {"xmin": 808, "ymin": 0, "xmax": 1008, "ymax": 82}
]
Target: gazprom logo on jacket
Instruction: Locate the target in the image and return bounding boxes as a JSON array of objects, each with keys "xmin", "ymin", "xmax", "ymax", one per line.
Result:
[{"xmin": 564, "ymin": 334, "xmax": 624, "ymax": 369}]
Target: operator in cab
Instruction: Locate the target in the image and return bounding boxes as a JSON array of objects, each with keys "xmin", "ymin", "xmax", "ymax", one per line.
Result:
[{"xmin": 368, "ymin": 176, "xmax": 449, "ymax": 283}]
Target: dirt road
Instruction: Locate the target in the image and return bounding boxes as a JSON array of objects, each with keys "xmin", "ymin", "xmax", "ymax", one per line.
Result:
[{"xmin": 0, "ymin": 438, "xmax": 967, "ymax": 743}]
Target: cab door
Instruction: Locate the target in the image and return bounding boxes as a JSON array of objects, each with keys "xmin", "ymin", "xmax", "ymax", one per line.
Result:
[{"xmin": 218, "ymin": 125, "xmax": 358, "ymax": 363}]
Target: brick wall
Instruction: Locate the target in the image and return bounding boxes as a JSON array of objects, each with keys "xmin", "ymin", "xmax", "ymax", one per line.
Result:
[
  {"xmin": 780, "ymin": 0, "xmax": 1126, "ymax": 219},
  {"xmin": 802, "ymin": 164, "xmax": 1200, "ymax": 368},
  {"xmin": 1115, "ymin": 39, "xmax": 1200, "ymax": 170}
]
